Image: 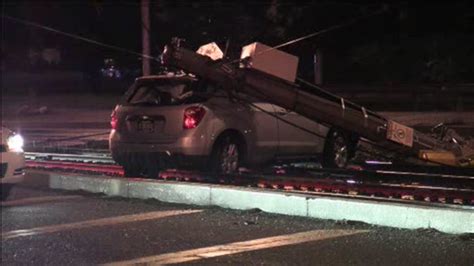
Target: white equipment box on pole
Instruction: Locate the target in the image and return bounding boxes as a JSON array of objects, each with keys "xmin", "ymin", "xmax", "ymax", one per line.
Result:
[{"xmin": 240, "ymin": 42, "xmax": 299, "ymax": 83}]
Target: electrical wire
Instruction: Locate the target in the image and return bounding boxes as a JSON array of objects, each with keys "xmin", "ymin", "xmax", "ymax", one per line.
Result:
[
  {"xmin": 236, "ymin": 96, "xmax": 328, "ymax": 140},
  {"xmin": 229, "ymin": 5, "xmax": 388, "ymax": 65},
  {"xmin": 2, "ymin": 8, "xmax": 449, "ymax": 167},
  {"xmin": 225, "ymin": 81, "xmax": 447, "ymax": 167},
  {"xmin": 256, "ymin": 7, "xmax": 387, "ymax": 57},
  {"xmin": 3, "ymin": 5, "xmax": 387, "ymax": 68},
  {"xmin": 295, "ymin": 77, "xmax": 385, "ymax": 120},
  {"xmin": 1, "ymin": 15, "xmax": 158, "ymax": 61},
  {"xmin": 230, "ymin": 90, "xmax": 432, "ymax": 166}
]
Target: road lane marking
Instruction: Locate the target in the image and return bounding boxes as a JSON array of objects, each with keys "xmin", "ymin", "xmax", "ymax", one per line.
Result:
[
  {"xmin": 2, "ymin": 209, "xmax": 202, "ymax": 240},
  {"xmin": 1, "ymin": 195, "xmax": 84, "ymax": 207},
  {"xmin": 104, "ymin": 229, "xmax": 368, "ymax": 265}
]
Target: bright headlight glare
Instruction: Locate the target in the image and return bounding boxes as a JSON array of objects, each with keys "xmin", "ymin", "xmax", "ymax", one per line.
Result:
[{"xmin": 7, "ymin": 134, "xmax": 24, "ymax": 152}]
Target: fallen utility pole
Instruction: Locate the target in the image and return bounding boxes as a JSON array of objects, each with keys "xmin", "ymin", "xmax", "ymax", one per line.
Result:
[{"xmin": 161, "ymin": 38, "xmax": 473, "ymax": 168}]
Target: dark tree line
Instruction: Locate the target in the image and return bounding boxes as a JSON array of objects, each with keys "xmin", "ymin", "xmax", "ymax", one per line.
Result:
[{"xmin": 3, "ymin": 1, "xmax": 474, "ymax": 84}]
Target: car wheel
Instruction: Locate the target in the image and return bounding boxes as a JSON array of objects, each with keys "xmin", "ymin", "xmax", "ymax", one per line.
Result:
[
  {"xmin": 322, "ymin": 130, "xmax": 353, "ymax": 169},
  {"xmin": 210, "ymin": 135, "xmax": 242, "ymax": 174}
]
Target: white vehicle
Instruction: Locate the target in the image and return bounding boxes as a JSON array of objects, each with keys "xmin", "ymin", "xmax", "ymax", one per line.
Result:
[
  {"xmin": 1, "ymin": 126, "xmax": 25, "ymax": 199},
  {"xmin": 110, "ymin": 75, "xmax": 358, "ymax": 177}
]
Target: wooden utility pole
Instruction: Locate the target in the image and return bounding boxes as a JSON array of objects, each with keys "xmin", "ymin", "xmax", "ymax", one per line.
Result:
[{"xmin": 141, "ymin": 0, "xmax": 151, "ymax": 75}]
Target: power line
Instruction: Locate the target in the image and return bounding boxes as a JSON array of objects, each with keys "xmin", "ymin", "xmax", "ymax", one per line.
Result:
[
  {"xmin": 261, "ymin": 7, "xmax": 387, "ymax": 54},
  {"xmin": 230, "ymin": 5, "xmax": 388, "ymax": 65},
  {"xmin": 2, "ymin": 15, "xmax": 158, "ymax": 61}
]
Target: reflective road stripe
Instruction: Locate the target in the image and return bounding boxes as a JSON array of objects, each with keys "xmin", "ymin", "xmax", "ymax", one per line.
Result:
[
  {"xmin": 104, "ymin": 229, "xmax": 368, "ymax": 265},
  {"xmin": 1, "ymin": 195, "xmax": 83, "ymax": 207},
  {"xmin": 2, "ymin": 209, "xmax": 202, "ymax": 240}
]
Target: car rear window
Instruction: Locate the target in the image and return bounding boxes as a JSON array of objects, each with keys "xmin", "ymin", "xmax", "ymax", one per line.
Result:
[{"xmin": 123, "ymin": 77, "xmax": 212, "ymax": 106}]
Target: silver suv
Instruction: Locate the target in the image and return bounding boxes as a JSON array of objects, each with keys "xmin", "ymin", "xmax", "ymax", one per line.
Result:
[{"xmin": 109, "ymin": 74, "xmax": 357, "ymax": 177}]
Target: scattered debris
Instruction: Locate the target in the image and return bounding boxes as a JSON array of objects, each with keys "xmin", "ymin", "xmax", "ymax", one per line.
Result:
[{"xmin": 244, "ymin": 220, "xmax": 256, "ymax": 225}]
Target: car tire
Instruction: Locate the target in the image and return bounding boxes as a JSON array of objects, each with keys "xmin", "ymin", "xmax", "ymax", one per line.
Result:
[
  {"xmin": 322, "ymin": 130, "xmax": 355, "ymax": 169},
  {"xmin": 209, "ymin": 135, "xmax": 242, "ymax": 174}
]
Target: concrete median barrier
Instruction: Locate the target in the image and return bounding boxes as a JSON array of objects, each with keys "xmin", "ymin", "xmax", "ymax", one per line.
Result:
[{"xmin": 41, "ymin": 171, "xmax": 473, "ymax": 234}]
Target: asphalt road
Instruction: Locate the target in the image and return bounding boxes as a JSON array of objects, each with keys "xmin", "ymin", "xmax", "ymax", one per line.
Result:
[{"xmin": 1, "ymin": 184, "xmax": 473, "ymax": 266}]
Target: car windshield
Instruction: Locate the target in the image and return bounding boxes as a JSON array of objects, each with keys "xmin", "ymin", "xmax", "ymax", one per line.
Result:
[{"xmin": 124, "ymin": 78, "xmax": 211, "ymax": 106}]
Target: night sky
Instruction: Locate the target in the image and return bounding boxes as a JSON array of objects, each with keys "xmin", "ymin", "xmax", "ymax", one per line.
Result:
[{"xmin": 3, "ymin": 1, "xmax": 474, "ymax": 84}]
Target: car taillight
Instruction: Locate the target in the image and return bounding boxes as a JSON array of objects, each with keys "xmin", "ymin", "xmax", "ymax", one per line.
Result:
[
  {"xmin": 183, "ymin": 106, "xmax": 206, "ymax": 129},
  {"xmin": 110, "ymin": 110, "xmax": 118, "ymax": 130}
]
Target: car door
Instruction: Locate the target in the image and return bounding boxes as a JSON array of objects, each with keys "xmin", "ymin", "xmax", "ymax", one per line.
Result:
[
  {"xmin": 206, "ymin": 91, "xmax": 279, "ymax": 165},
  {"xmin": 236, "ymin": 93, "xmax": 279, "ymax": 164},
  {"xmin": 273, "ymin": 105, "xmax": 327, "ymax": 156}
]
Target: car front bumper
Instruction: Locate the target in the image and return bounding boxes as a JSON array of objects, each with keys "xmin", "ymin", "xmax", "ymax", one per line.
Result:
[{"xmin": 1, "ymin": 151, "xmax": 26, "ymax": 184}]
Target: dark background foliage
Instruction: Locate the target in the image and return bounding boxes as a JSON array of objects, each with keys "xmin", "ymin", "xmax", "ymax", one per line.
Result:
[{"xmin": 3, "ymin": 1, "xmax": 474, "ymax": 84}]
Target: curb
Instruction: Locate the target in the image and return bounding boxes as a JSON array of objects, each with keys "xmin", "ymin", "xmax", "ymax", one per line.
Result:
[{"xmin": 45, "ymin": 171, "xmax": 473, "ymax": 234}]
